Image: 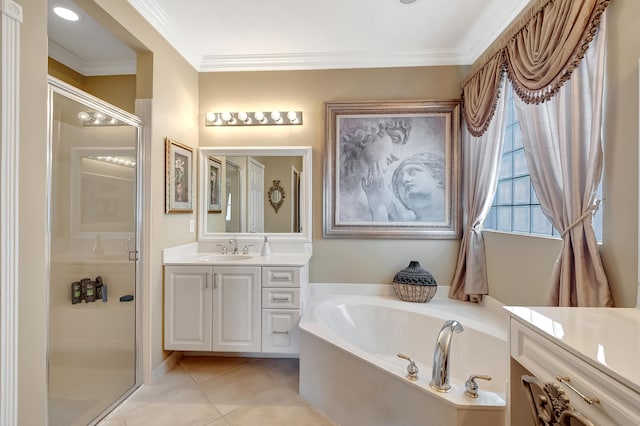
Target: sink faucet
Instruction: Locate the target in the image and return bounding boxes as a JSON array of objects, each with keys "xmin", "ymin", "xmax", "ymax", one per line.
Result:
[
  {"xmin": 229, "ymin": 236, "xmax": 238, "ymax": 255},
  {"xmin": 430, "ymin": 319, "xmax": 464, "ymax": 392}
]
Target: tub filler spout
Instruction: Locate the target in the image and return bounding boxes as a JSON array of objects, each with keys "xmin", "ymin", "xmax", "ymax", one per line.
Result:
[{"xmin": 430, "ymin": 319, "xmax": 464, "ymax": 392}]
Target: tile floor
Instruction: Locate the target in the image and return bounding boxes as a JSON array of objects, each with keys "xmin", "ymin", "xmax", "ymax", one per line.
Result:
[{"xmin": 99, "ymin": 356, "xmax": 337, "ymax": 426}]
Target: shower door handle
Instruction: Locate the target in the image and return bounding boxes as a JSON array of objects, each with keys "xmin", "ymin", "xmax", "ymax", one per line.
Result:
[{"xmin": 128, "ymin": 250, "xmax": 138, "ymax": 261}]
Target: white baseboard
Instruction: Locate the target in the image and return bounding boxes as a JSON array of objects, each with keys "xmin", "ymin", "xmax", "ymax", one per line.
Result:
[{"xmin": 151, "ymin": 351, "xmax": 183, "ymax": 383}]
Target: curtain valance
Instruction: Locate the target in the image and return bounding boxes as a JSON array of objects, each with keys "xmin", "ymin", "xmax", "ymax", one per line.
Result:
[{"xmin": 461, "ymin": 0, "xmax": 611, "ymax": 136}]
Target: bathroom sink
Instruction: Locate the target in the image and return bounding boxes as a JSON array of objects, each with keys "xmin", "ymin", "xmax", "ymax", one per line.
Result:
[{"xmin": 197, "ymin": 254, "xmax": 253, "ymax": 262}]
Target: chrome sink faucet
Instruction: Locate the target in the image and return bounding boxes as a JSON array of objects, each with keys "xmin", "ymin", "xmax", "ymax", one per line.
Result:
[
  {"xmin": 229, "ymin": 236, "xmax": 238, "ymax": 254},
  {"xmin": 430, "ymin": 319, "xmax": 464, "ymax": 392}
]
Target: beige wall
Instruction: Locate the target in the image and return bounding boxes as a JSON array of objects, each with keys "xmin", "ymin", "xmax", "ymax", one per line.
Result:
[
  {"xmin": 48, "ymin": 58, "xmax": 136, "ymax": 113},
  {"xmin": 92, "ymin": 0, "xmax": 200, "ymax": 373},
  {"xmin": 19, "ymin": 1, "xmax": 49, "ymax": 424},
  {"xmin": 485, "ymin": 1, "xmax": 640, "ymax": 308},
  {"xmin": 199, "ymin": 67, "xmax": 467, "ymax": 285}
]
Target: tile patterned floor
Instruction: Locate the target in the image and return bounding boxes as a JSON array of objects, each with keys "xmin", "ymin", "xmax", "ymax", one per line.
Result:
[{"xmin": 99, "ymin": 356, "xmax": 337, "ymax": 426}]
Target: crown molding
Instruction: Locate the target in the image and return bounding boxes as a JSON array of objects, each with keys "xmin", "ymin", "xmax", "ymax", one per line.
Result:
[{"xmin": 199, "ymin": 50, "xmax": 467, "ymax": 72}]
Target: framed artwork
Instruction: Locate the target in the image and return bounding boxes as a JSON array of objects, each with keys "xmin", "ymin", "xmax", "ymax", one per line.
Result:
[
  {"xmin": 165, "ymin": 138, "xmax": 193, "ymax": 213},
  {"xmin": 323, "ymin": 100, "xmax": 461, "ymax": 239},
  {"xmin": 206, "ymin": 156, "xmax": 222, "ymax": 213}
]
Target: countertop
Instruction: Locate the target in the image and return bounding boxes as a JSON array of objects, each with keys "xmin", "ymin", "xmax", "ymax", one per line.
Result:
[
  {"xmin": 505, "ymin": 305, "xmax": 640, "ymax": 395},
  {"xmin": 163, "ymin": 252, "xmax": 312, "ymax": 266}
]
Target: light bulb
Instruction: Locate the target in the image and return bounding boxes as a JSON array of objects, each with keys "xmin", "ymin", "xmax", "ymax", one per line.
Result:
[
  {"xmin": 205, "ymin": 112, "xmax": 216, "ymax": 123},
  {"xmin": 287, "ymin": 111, "xmax": 298, "ymax": 123},
  {"xmin": 270, "ymin": 111, "xmax": 282, "ymax": 123},
  {"xmin": 221, "ymin": 112, "xmax": 232, "ymax": 122},
  {"xmin": 254, "ymin": 111, "xmax": 266, "ymax": 123},
  {"xmin": 78, "ymin": 112, "xmax": 90, "ymax": 121},
  {"xmin": 238, "ymin": 111, "xmax": 251, "ymax": 124}
]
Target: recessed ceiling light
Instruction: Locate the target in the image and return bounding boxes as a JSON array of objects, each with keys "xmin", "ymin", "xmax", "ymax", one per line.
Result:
[
  {"xmin": 53, "ymin": 6, "xmax": 80, "ymax": 22},
  {"xmin": 399, "ymin": 0, "xmax": 417, "ymax": 3}
]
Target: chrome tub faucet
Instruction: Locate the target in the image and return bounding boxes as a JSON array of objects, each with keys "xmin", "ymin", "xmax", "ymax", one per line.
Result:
[{"xmin": 430, "ymin": 319, "xmax": 464, "ymax": 392}]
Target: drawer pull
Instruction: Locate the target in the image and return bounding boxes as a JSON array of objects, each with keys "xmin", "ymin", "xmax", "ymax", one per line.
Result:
[
  {"xmin": 271, "ymin": 274, "xmax": 291, "ymax": 281},
  {"xmin": 556, "ymin": 376, "xmax": 600, "ymax": 405},
  {"xmin": 272, "ymin": 297, "xmax": 291, "ymax": 302},
  {"xmin": 272, "ymin": 330, "xmax": 289, "ymax": 334}
]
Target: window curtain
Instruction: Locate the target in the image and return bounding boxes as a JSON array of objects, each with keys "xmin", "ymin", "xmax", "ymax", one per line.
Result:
[
  {"xmin": 455, "ymin": 0, "xmax": 613, "ymax": 306},
  {"xmin": 513, "ymin": 15, "xmax": 612, "ymax": 306},
  {"xmin": 449, "ymin": 77, "xmax": 508, "ymax": 302}
]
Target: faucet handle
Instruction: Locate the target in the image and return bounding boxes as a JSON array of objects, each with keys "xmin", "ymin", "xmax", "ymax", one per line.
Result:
[
  {"xmin": 242, "ymin": 244, "xmax": 254, "ymax": 255},
  {"xmin": 464, "ymin": 374, "xmax": 492, "ymax": 398},
  {"xmin": 216, "ymin": 243, "xmax": 228, "ymax": 255},
  {"xmin": 397, "ymin": 353, "xmax": 419, "ymax": 381}
]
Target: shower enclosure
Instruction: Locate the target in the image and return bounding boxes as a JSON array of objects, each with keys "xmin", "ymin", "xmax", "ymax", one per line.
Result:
[{"xmin": 47, "ymin": 77, "xmax": 141, "ymax": 426}]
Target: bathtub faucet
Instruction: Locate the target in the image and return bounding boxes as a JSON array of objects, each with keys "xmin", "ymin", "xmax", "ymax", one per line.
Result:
[{"xmin": 430, "ymin": 319, "xmax": 464, "ymax": 393}]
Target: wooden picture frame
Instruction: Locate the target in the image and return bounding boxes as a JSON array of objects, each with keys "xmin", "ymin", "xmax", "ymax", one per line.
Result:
[
  {"xmin": 165, "ymin": 138, "xmax": 193, "ymax": 213},
  {"xmin": 323, "ymin": 100, "xmax": 461, "ymax": 239}
]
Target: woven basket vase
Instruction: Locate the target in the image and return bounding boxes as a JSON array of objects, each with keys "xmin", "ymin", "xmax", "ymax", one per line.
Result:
[{"xmin": 392, "ymin": 261, "xmax": 437, "ymax": 303}]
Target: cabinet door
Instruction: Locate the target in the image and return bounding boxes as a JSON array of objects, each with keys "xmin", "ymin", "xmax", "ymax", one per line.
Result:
[
  {"xmin": 164, "ymin": 266, "xmax": 212, "ymax": 351},
  {"xmin": 212, "ymin": 266, "xmax": 261, "ymax": 352}
]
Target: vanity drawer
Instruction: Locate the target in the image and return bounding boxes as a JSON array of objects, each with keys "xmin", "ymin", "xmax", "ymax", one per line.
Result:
[
  {"xmin": 262, "ymin": 288, "xmax": 300, "ymax": 309},
  {"xmin": 511, "ymin": 319, "xmax": 640, "ymax": 426},
  {"xmin": 262, "ymin": 267, "xmax": 300, "ymax": 288},
  {"xmin": 262, "ymin": 309, "xmax": 300, "ymax": 353}
]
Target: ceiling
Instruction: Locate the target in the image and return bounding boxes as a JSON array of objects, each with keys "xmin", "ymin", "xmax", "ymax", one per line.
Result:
[{"xmin": 48, "ymin": 0, "xmax": 531, "ymax": 76}]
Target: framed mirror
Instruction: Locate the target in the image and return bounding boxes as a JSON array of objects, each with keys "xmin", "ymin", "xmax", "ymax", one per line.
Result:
[{"xmin": 198, "ymin": 146, "xmax": 312, "ymax": 242}]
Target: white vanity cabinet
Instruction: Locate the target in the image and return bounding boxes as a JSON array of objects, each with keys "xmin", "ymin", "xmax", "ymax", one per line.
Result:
[
  {"xmin": 507, "ymin": 307, "xmax": 640, "ymax": 426},
  {"xmin": 164, "ymin": 265, "xmax": 261, "ymax": 352}
]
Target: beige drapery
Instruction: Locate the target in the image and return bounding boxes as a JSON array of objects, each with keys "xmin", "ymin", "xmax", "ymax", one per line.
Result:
[
  {"xmin": 514, "ymin": 16, "xmax": 613, "ymax": 306},
  {"xmin": 450, "ymin": 78, "xmax": 508, "ymax": 302},
  {"xmin": 462, "ymin": 0, "xmax": 611, "ymax": 133},
  {"xmin": 454, "ymin": 0, "xmax": 613, "ymax": 307}
]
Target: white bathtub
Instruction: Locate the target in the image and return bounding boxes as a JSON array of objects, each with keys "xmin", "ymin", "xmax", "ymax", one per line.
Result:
[{"xmin": 299, "ymin": 284, "xmax": 509, "ymax": 426}]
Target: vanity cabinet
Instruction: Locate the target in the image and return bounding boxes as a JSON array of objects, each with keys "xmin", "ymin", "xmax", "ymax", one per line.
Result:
[
  {"xmin": 164, "ymin": 265, "xmax": 261, "ymax": 352},
  {"xmin": 163, "ymin": 263, "xmax": 307, "ymax": 354},
  {"xmin": 509, "ymin": 314, "xmax": 640, "ymax": 426}
]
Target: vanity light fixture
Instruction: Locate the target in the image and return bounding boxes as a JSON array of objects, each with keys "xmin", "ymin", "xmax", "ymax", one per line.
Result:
[
  {"xmin": 77, "ymin": 111, "xmax": 122, "ymax": 127},
  {"xmin": 205, "ymin": 111, "xmax": 303, "ymax": 126}
]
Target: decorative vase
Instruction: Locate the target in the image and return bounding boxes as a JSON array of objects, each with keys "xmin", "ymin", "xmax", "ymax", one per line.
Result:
[{"xmin": 392, "ymin": 260, "xmax": 437, "ymax": 303}]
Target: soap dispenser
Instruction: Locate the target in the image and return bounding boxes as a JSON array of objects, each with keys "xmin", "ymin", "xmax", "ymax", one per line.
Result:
[{"xmin": 261, "ymin": 236, "xmax": 271, "ymax": 256}]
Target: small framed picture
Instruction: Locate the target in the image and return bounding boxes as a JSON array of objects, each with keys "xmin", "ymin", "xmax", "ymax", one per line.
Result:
[
  {"xmin": 324, "ymin": 100, "xmax": 461, "ymax": 239},
  {"xmin": 165, "ymin": 138, "xmax": 193, "ymax": 214},
  {"xmin": 206, "ymin": 156, "xmax": 222, "ymax": 213}
]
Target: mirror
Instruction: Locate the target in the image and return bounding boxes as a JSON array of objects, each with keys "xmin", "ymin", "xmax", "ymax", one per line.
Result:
[{"xmin": 198, "ymin": 146, "xmax": 312, "ymax": 242}]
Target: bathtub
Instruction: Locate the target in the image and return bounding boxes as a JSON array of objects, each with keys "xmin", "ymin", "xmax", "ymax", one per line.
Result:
[{"xmin": 299, "ymin": 284, "xmax": 509, "ymax": 426}]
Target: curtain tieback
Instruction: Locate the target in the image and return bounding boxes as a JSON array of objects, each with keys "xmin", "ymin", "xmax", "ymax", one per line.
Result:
[{"xmin": 560, "ymin": 199, "xmax": 602, "ymax": 238}]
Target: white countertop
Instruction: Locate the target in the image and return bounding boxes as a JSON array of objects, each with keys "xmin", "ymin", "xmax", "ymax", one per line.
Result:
[
  {"xmin": 505, "ymin": 306, "xmax": 640, "ymax": 395},
  {"xmin": 163, "ymin": 252, "xmax": 311, "ymax": 266},
  {"xmin": 162, "ymin": 241, "xmax": 312, "ymax": 266}
]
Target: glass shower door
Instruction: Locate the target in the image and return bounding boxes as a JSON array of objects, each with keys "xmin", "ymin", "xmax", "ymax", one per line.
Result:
[{"xmin": 47, "ymin": 81, "xmax": 140, "ymax": 426}]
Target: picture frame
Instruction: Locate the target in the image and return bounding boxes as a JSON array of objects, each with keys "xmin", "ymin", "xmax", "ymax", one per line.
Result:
[
  {"xmin": 206, "ymin": 156, "xmax": 222, "ymax": 213},
  {"xmin": 323, "ymin": 100, "xmax": 461, "ymax": 239},
  {"xmin": 165, "ymin": 138, "xmax": 193, "ymax": 214}
]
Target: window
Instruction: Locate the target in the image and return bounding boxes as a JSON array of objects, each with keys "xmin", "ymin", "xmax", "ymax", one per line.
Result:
[{"xmin": 483, "ymin": 86, "xmax": 603, "ymax": 241}]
